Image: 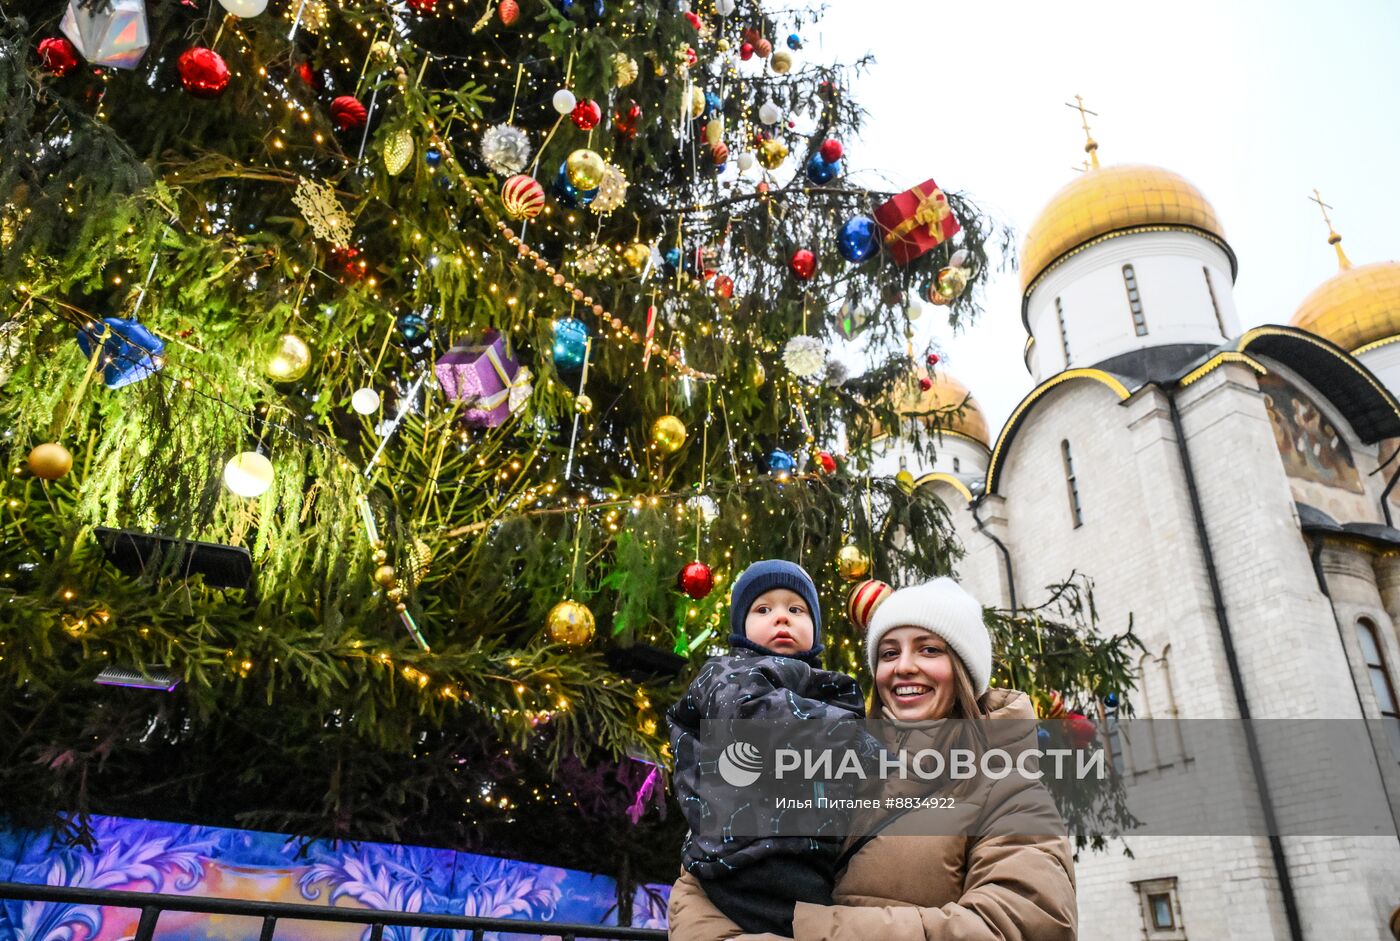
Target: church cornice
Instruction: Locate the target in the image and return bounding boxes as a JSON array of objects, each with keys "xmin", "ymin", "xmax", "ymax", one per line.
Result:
[{"xmin": 1178, "ymin": 351, "xmax": 1267, "ymax": 387}]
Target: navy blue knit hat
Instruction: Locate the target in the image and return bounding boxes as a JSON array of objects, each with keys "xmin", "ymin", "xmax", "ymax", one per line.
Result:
[{"xmin": 728, "ymin": 559, "xmax": 824, "ymax": 663}]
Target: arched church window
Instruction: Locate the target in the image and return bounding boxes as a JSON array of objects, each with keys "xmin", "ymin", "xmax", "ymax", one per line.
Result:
[
  {"xmin": 1356, "ymin": 618, "xmax": 1400, "ymax": 760},
  {"xmin": 1203, "ymin": 266, "xmax": 1226, "ymax": 338},
  {"xmin": 953, "ymin": 456, "xmax": 961, "ymax": 473},
  {"xmin": 1061, "ymin": 439, "xmax": 1084, "ymax": 528},
  {"xmin": 1055, "ymin": 297, "xmax": 1072, "ymax": 363},
  {"xmin": 1122, "ymin": 264, "xmax": 1148, "ymax": 336}
]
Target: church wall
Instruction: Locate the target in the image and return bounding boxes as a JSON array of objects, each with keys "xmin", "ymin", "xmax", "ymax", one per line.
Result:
[
  {"xmin": 924, "ymin": 482, "xmax": 1006, "ymax": 610},
  {"xmin": 1025, "ymin": 232, "xmax": 1237, "ymax": 378},
  {"xmin": 1357, "ymin": 339, "xmax": 1400, "ymax": 401},
  {"xmin": 1169, "ymin": 361, "xmax": 1400, "ymax": 938}
]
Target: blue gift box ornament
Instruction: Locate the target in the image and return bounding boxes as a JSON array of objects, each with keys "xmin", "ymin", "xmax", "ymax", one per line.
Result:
[{"xmin": 76, "ymin": 317, "xmax": 166, "ymax": 389}]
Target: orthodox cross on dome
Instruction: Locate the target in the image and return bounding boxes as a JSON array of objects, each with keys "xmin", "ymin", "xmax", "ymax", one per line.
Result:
[
  {"xmin": 1064, "ymin": 94, "xmax": 1100, "ymax": 169},
  {"xmin": 1308, "ymin": 188, "xmax": 1353, "ymax": 270}
]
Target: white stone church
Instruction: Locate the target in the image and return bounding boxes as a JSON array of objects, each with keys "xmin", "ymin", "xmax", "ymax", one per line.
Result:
[{"xmin": 872, "ymin": 143, "xmax": 1400, "ymax": 938}]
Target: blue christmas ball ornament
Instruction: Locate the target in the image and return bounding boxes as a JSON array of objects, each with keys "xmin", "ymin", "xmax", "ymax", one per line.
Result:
[
  {"xmin": 553, "ymin": 162, "xmax": 598, "ymax": 207},
  {"xmin": 786, "ymin": 33, "xmax": 802, "ymax": 49},
  {"xmin": 663, "ymin": 247, "xmax": 682, "ymax": 275},
  {"xmin": 396, "ymin": 313, "xmax": 429, "ymax": 343},
  {"xmin": 1104, "ymin": 692, "xmax": 1120, "ymax": 709},
  {"xmin": 805, "ymin": 153, "xmax": 840, "ymax": 184},
  {"xmin": 767, "ymin": 448, "xmax": 796, "ymax": 476},
  {"xmin": 1037, "ymin": 726, "xmax": 1052, "ymax": 746},
  {"xmin": 76, "ymin": 316, "xmax": 166, "ymax": 389},
  {"xmin": 424, "ymin": 147, "xmax": 442, "ymax": 168},
  {"xmin": 552, "ymin": 318, "xmax": 591, "ymax": 369},
  {"xmin": 837, "ymin": 216, "xmax": 879, "ymax": 263},
  {"xmin": 704, "ymin": 90, "xmax": 723, "ymax": 117}
]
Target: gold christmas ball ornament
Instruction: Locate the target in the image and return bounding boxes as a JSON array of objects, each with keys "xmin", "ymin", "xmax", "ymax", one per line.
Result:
[
  {"xmin": 651, "ymin": 414, "xmax": 688, "ymax": 453},
  {"xmin": 688, "ymin": 86, "xmax": 707, "ymax": 119},
  {"xmin": 369, "ymin": 39, "xmax": 394, "ymax": 61},
  {"xmin": 373, "ymin": 548, "xmax": 389, "ymax": 565},
  {"xmin": 27, "ymin": 442, "xmax": 73, "ymax": 481},
  {"xmin": 575, "ymin": 393, "xmax": 594, "ymax": 414},
  {"xmin": 704, "ymin": 118, "xmax": 724, "ymax": 146},
  {"xmin": 265, "ymin": 333, "xmax": 312, "ymax": 382},
  {"xmin": 933, "ymin": 265, "xmax": 970, "ymax": 303},
  {"xmin": 758, "ymin": 137, "xmax": 789, "ymax": 170},
  {"xmin": 565, "ymin": 148, "xmax": 607, "ymax": 190},
  {"xmin": 612, "ymin": 52, "xmax": 639, "ymax": 88},
  {"xmin": 373, "ymin": 564, "xmax": 398, "ymax": 588},
  {"xmin": 622, "ymin": 241, "xmax": 652, "ymax": 272},
  {"xmin": 836, "ymin": 544, "xmax": 872, "ymax": 581},
  {"xmin": 546, "ymin": 599, "xmax": 596, "ymax": 647},
  {"xmin": 770, "ymin": 50, "xmax": 793, "ymax": 73},
  {"xmin": 895, "ymin": 469, "xmax": 916, "ymax": 493},
  {"xmin": 749, "ymin": 359, "xmax": 766, "ymax": 388}
]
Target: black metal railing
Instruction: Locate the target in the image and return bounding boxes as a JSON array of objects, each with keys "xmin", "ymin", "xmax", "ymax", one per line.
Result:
[{"xmin": 0, "ymin": 881, "xmax": 668, "ymax": 941}]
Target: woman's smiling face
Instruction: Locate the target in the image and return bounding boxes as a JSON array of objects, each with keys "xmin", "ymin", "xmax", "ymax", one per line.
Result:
[{"xmin": 875, "ymin": 627, "xmax": 957, "ymax": 721}]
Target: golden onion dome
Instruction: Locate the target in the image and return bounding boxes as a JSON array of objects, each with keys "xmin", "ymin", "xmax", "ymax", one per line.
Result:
[
  {"xmin": 1290, "ymin": 259, "xmax": 1400, "ymax": 354},
  {"xmin": 873, "ymin": 369, "xmax": 990, "ymax": 448},
  {"xmin": 1020, "ymin": 164, "xmax": 1229, "ymax": 294}
]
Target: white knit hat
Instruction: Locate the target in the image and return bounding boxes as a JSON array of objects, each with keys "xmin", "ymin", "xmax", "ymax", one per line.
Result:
[{"xmin": 865, "ymin": 577, "xmax": 993, "ymax": 696}]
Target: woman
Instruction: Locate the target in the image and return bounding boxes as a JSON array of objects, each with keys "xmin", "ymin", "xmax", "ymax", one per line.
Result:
[{"xmin": 667, "ymin": 577, "xmax": 1077, "ymax": 940}]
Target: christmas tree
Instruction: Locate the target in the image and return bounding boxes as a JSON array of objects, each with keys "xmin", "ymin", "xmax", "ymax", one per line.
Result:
[{"xmin": 0, "ymin": 0, "xmax": 1140, "ymax": 898}]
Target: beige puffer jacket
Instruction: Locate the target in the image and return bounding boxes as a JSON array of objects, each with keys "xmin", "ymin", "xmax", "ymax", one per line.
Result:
[{"xmin": 666, "ymin": 688, "xmax": 1077, "ymax": 940}]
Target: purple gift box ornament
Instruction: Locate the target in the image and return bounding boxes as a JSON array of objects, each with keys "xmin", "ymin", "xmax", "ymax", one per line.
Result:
[{"xmin": 435, "ymin": 330, "xmax": 533, "ymax": 427}]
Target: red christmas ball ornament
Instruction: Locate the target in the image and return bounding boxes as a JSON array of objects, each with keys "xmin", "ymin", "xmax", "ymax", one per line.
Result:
[
  {"xmin": 293, "ymin": 60, "xmax": 317, "ymax": 86},
  {"xmin": 570, "ymin": 98, "xmax": 602, "ymax": 131},
  {"xmin": 817, "ymin": 450, "xmax": 837, "ymax": 474},
  {"xmin": 330, "ymin": 95, "xmax": 368, "ymax": 132},
  {"xmin": 407, "ymin": 0, "xmax": 437, "ymax": 13},
  {"xmin": 677, "ymin": 561, "xmax": 715, "ymax": 600},
  {"xmin": 755, "ymin": 37, "xmax": 772, "ymax": 58},
  {"xmin": 38, "ymin": 37, "xmax": 79, "ymax": 77},
  {"xmin": 178, "ymin": 47, "xmax": 230, "ymax": 98},
  {"xmin": 711, "ymin": 142, "xmax": 729, "ymax": 165},
  {"xmin": 497, "ymin": 0, "xmax": 520, "ymax": 25},
  {"xmin": 789, "ymin": 248, "xmax": 816, "ymax": 281},
  {"xmin": 331, "ymin": 246, "xmax": 367, "ymax": 282},
  {"xmin": 756, "ymin": 180, "xmax": 771, "ymax": 198},
  {"xmin": 713, "ymin": 274, "xmax": 734, "ymax": 299},
  {"xmin": 743, "ymin": 27, "xmax": 761, "ymax": 43},
  {"xmin": 739, "ymin": 41, "xmax": 755, "ymax": 61},
  {"xmin": 614, "ymin": 100, "xmax": 642, "ymax": 140},
  {"xmin": 1067, "ymin": 712, "xmax": 1098, "ymax": 749},
  {"xmin": 919, "ymin": 377, "xmax": 933, "ymax": 392},
  {"xmin": 847, "ymin": 579, "xmax": 893, "ymax": 630},
  {"xmin": 683, "ymin": 10, "xmax": 702, "ymax": 29},
  {"xmin": 926, "ymin": 351, "xmax": 940, "ymax": 368},
  {"xmin": 819, "ymin": 138, "xmax": 844, "ymax": 163}
]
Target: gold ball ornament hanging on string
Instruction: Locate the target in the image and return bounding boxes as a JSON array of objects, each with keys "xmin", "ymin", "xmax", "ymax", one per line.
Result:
[
  {"xmin": 266, "ymin": 333, "xmax": 311, "ymax": 382},
  {"xmin": 622, "ymin": 241, "xmax": 651, "ymax": 272},
  {"xmin": 895, "ymin": 469, "xmax": 916, "ymax": 493},
  {"xmin": 836, "ymin": 544, "xmax": 872, "ymax": 581},
  {"xmin": 931, "ymin": 266, "xmax": 970, "ymax": 305},
  {"xmin": 27, "ymin": 442, "xmax": 73, "ymax": 481},
  {"xmin": 652, "ymin": 414, "xmax": 688, "ymax": 453},
  {"xmin": 758, "ymin": 138, "xmax": 789, "ymax": 170},
  {"xmin": 373, "ymin": 564, "xmax": 398, "ymax": 588},
  {"xmin": 575, "ymin": 393, "xmax": 594, "ymax": 414},
  {"xmin": 546, "ymin": 599, "xmax": 596, "ymax": 647},
  {"xmin": 770, "ymin": 50, "xmax": 793, "ymax": 73},
  {"xmin": 565, "ymin": 148, "xmax": 607, "ymax": 190},
  {"xmin": 688, "ymin": 86, "xmax": 707, "ymax": 119}
]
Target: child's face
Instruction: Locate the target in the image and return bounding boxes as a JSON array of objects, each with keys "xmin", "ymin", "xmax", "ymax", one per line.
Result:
[{"xmin": 744, "ymin": 589, "xmax": 814, "ymax": 655}]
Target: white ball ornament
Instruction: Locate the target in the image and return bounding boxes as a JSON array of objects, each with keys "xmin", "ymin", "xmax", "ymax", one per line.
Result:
[
  {"xmin": 736, "ymin": 151, "xmax": 756, "ymax": 172},
  {"xmin": 218, "ymin": 0, "xmax": 268, "ymax": 16},
  {"xmin": 351, "ymin": 387, "xmax": 381, "ymax": 415},
  {"xmin": 223, "ymin": 451, "xmax": 275, "ymax": 499},
  {"xmin": 552, "ymin": 89, "xmax": 577, "ymax": 114},
  {"xmin": 905, "ymin": 302, "xmax": 924, "ymax": 322},
  {"xmin": 758, "ymin": 100, "xmax": 781, "ymax": 125},
  {"xmin": 715, "ymin": 0, "xmax": 735, "ymax": 13}
]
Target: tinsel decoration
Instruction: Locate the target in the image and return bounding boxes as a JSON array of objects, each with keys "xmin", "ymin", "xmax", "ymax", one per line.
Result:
[
  {"xmin": 589, "ymin": 163, "xmax": 629, "ymax": 214},
  {"xmin": 382, "ymin": 129, "xmax": 415, "ymax": 175},
  {"xmin": 782, "ymin": 335, "xmax": 826, "ymax": 379},
  {"xmin": 292, "ymin": 177, "xmax": 353, "ymax": 247},
  {"xmin": 480, "ymin": 124, "xmax": 532, "ymax": 175}
]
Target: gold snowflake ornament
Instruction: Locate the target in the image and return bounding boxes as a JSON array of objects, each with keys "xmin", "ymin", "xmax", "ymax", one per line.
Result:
[{"xmin": 292, "ymin": 177, "xmax": 353, "ymax": 248}]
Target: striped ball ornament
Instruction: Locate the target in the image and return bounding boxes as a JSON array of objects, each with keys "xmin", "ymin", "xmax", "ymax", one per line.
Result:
[
  {"xmin": 501, "ymin": 174, "xmax": 545, "ymax": 219},
  {"xmin": 847, "ymin": 578, "xmax": 892, "ymax": 631}
]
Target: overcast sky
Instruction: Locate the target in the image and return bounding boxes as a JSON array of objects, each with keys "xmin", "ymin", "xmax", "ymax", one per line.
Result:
[{"xmin": 813, "ymin": 0, "xmax": 1400, "ymax": 434}]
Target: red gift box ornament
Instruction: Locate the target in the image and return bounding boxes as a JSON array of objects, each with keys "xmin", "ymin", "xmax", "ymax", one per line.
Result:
[
  {"xmin": 873, "ymin": 179, "xmax": 961, "ymax": 266},
  {"xmin": 435, "ymin": 330, "xmax": 534, "ymax": 428}
]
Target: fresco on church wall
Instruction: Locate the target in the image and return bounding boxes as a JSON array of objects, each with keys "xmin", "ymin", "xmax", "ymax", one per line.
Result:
[{"xmin": 1258, "ymin": 372, "xmax": 1380, "ymax": 523}]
